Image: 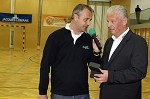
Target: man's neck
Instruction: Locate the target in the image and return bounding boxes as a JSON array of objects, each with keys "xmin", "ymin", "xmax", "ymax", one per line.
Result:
[{"xmin": 70, "ymin": 22, "xmax": 82, "ymax": 35}]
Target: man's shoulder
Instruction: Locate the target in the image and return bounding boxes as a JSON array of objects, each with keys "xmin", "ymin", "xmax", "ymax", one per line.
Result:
[
  {"xmin": 130, "ymin": 32, "xmax": 146, "ymax": 43},
  {"xmin": 51, "ymin": 27, "xmax": 69, "ymax": 36},
  {"xmin": 54, "ymin": 27, "xmax": 67, "ymax": 33}
]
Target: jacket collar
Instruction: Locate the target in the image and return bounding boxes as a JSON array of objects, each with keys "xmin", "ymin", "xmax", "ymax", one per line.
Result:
[{"xmin": 107, "ymin": 30, "xmax": 132, "ymax": 66}]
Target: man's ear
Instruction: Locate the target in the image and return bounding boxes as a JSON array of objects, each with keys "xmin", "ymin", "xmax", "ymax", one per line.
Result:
[
  {"xmin": 123, "ymin": 17, "xmax": 128, "ymax": 25},
  {"xmin": 74, "ymin": 14, "xmax": 79, "ymax": 21}
]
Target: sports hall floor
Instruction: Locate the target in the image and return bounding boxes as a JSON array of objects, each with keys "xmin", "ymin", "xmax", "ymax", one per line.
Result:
[{"xmin": 0, "ymin": 49, "xmax": 150, "ymax": 99}]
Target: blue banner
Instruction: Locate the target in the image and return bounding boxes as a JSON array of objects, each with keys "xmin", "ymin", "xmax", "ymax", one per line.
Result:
[{"xmin": 0, "ymin": 13, "xmax": 32, "ymax": 23}]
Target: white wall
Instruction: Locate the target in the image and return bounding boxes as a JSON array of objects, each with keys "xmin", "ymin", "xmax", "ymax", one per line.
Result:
[{"xmin": 130, "ymin": 0, "xmax": 150, "ymax": 13}]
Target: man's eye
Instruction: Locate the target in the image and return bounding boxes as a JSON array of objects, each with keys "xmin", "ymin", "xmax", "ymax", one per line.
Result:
[
  {"xmin": 112, "ymin": 20, "xmax": 116, "ymax": 23},
  {"xmin": 84, "ymin": 19, "xmax": 88, "ymax": 22}
]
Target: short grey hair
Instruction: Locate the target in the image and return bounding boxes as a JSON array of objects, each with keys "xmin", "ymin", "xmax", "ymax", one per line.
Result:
[
  {"xmin": 71, "ymin": 4, "xmax": 94, "ymax": 20},
  {"xmin": 107, "ymin": 5, "xmax": 128, "ymax": 18}
]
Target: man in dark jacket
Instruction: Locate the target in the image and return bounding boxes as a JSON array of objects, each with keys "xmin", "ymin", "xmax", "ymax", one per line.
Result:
[
  {"xmin": 94, "ymin": 5, "xmax": 148, "ymax": 99},
  {"xmin": 38, "ymin": 4, "xmax": 101, "ymax": 99},
  {"xmin": 135, "ymin": 5, "xmax": 141, "ymax": 24}
]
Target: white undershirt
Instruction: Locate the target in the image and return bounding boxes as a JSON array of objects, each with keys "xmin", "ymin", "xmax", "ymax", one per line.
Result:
[
  {"xmin": 108, "ymin": 28, "xmax": 129, "ymax": 61},
  {"xmin": 65, "ymin": 23, "xmax": 83, "ymax": 44}
]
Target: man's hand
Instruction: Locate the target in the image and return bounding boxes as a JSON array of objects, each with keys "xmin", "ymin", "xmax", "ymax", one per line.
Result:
[
  {"xmin": 94, "ymin": 69, "xmax": 108, "ymax": 83},
  {"xmin": 38, "ymin": 95, "xmax": 48, "ymax": 99}
]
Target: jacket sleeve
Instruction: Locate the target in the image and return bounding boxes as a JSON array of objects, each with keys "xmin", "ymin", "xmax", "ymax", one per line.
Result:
[{"xmin": 39, "ymin": 33, "xmax": 58, "ymax": 95}]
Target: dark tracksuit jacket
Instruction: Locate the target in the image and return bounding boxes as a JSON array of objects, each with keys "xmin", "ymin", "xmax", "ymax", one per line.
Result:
[{"xmin": 39, "ymin": 27, "xmax": 101, "ymax": 96}]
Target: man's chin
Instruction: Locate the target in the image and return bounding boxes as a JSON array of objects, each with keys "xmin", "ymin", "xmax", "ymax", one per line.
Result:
[
  {"xmin": 83, "ymin": 29, "xmax": 87, "ymax": 32},
  {"xmin": 82, "ymin": 30, "xmax": 87, "ymax": 33},
  {"xmin": 109, "ymin": 30, "xmax": 114, "ymax": 34}
]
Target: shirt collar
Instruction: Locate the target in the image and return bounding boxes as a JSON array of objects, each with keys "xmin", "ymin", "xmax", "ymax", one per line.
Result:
[
  {"xmin": 112, "ymin": 27, "xmax": 129, "ymax": 40},
  {"xmin": 65, "ymin": 23, "xmax": 71, "ymax": 30}
]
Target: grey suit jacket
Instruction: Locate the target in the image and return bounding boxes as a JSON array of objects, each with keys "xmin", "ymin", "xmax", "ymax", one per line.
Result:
[{"xmin": 100, "ymin": 30, "xmax": 148, "ymax": 99}]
